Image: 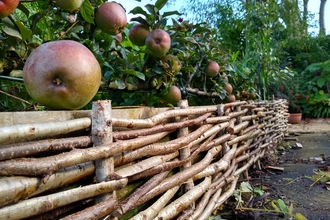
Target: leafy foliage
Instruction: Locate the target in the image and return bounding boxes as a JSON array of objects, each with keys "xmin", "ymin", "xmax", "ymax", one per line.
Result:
[{"xmin": 1, "ymin": 0, "xmax": 330, "ymax": 113}]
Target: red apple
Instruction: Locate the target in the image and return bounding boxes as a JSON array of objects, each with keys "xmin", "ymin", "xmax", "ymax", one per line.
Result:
[
  {"xmin": 223, "ymin": 83, "xmax": 233, "ymax": 94},
  {"xmin": 95, "ymin": 2, "xmax": 127, "ymax": 35},
  {"xmin": 145, "ymin": 29, "xmax": 171, "ymax": 58},
  {"xmin": 55, "ymin": 0, "xmax": 84, "ymax": 12},
  {"xmin": 227, "ymin": 94, "xmax": 236, "ymax": 103},
  {"xmin": 205, "ymin": 61, "xmax": 220, "ymax": 77},
  {"xmin": 162, "ymin": 85, "xmax": 182, "ymax": 104},
  {"xmin": 0, "ymin": 0, "xmax": 19, "ymax": 19},
  {"xmin": 23, "ymin": 40, "xmax": 102, "ymax": 110},
  {"xmin": 128, "ymin": 23, "xmax": 150, "ymax": 46}
]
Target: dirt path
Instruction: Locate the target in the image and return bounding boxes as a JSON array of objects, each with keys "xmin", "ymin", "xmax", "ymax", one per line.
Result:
[
  {"xmin": 212, "ymin": 121, "xmax": 330, "ymax": 220},
  {"xmin": 262, "ymin": 132, "xmax": 330, "ymax": 219}
]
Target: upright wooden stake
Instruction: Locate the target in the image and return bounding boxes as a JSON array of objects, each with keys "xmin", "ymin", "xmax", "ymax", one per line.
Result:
[
  {"xmin": 177, "ymin": 100, "xmax": 195, "ymax": 211},
  {"xmin": 91, "ymin": 100, "xmax": 115, "ymax": 204}
]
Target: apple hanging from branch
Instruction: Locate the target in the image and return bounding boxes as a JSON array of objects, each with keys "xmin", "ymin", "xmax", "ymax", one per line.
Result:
[
  {"xmin": 0, "ymin": 0, "xmax": 19, "ymax": 19},
  {"xmin": 23, "ymin": 40, "xmax": 102, "ymax": 110}
]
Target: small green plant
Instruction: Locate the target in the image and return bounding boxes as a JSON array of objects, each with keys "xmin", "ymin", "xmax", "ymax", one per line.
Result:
[
  {"xmin": 276, "ymin": 141, "xmax": 291, "ymax": 151},
  {"xmin": 233, "ymin": 182, "xmax": 307, "ymax": 220},
  {"xmin": 271, "ymin": 199, "xmax": 307, "ymax": 220},
  {"xmin": 311, "ymin": 170, "xmax": 330, "ymax": 184},
  {"xmin": 233, "ymin": 181, "xmax": 265, "ymax": 208}
]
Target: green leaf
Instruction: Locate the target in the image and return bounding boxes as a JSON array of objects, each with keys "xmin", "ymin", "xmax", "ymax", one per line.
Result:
[
  {"xmin": 15, "ymin": 20, "xmax": 32, "ymax": 41},
  {"xmin": 129, "ymin": 16, "xmax": 149, "ymax": 27},
  {"xmin": 127, "ymin": 52, "xmax": 139, "ymax": 64},
  {"xmin": 155, "ymin": 0, "xmax": 167, "ymax": 10},
  {"xmin": 17, "ymin": 3, "xmax": 30, "ymax": 17},
  {"xmin": 295, "ymin": 213, "xmax": 307, "ymax": 220},
  {"xmin": 239, "ymin": 181, "xmax": 253, "ymax": 193},
  {"xmin": 163, "ymin": 10, "xmax": 182, "ymax": 17},
  {"xmin": 183, "ymin": 37, "xmax": 198, "ymax": 44},
  {"xmin": 317, "ymin": 78, "xmax": 325, "ymax": 88},
  {"xmin": 306, "ymin": 62, "xmax": 322, "ymax": 73},
  {"xmin": 154, "ymin": 18, "xmax": 167, "ymax": 28},
  {"xmin": 130, "ymin": 6, "xmax": 148, "ymax": 17},
  {"xmin": 277, "ymin": 199, "xmax": 288, "ymax": 213},
  {"xmin": 80, "ymin": 0, "xmax": 94, "ymax": 24},
  {"xmin": 115, "ymin": 79, "xmax": 126, "ymax": 89},
  {"xmin": 0, "ymin": 34, "xmax": 7, "ymax": 40},
  {"xmin": 121, "ymin": 70, "xmax": 145, "ymax": 80},
  {"xmin": 288, "ymin": 203, "xmax": 293, "ymax": 215},
  {"xmin": 253, "ymin": 187, "xmax": 264, "ymax": 196},
  {"xmin": 2, "ymin": 17, "xmax": 21, "ymax": 39},
  {"xmin": 271, "ymin": 200, "xmax": 280, "ymax": 212},
  {"xmin": 145, "ymin": 4, "xmax": 155, "ymax": 14}
]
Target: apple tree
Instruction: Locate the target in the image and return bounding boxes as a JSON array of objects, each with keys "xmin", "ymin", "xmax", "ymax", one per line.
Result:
[{"xmin": 0, "ymin": 0, "xmax": 241, "ymax": 111}]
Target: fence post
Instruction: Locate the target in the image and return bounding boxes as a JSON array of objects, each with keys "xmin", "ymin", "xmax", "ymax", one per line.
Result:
[
  {"xmin": 91, "ymin": 100, "xmax": 115, "ymax": 204},
  {"xmin": 177, "ymin": 99, "xmax": 195, "ymax": 217}
]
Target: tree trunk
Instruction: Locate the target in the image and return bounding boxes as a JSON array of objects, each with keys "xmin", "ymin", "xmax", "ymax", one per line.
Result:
[
  {"xmin": 303, "ymin": 0, "xmax": 309, "ymax": 34},
  {"xmin": 319, "ymin": 0, "xmax": 327, "ymax": 35}
]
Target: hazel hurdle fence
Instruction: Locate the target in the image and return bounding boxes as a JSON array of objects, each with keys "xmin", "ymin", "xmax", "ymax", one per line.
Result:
[{"xmin": 0, "ymin": 99, "xmax": 289, "ymax": 219}]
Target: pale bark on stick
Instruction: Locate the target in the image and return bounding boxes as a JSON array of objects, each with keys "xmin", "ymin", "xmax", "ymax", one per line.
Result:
[
  {"xmin": 227, "ymin": 130, "xmax": 254, "ymax": 146},
  {"xmin": 177, "ymin": 207, "xmax": 194, "ymax": 220},
  {"xmin": 252, "ymin": 107, "xmax": 265, "ymax": 112},
  {"xmin": 188, "ymin": 189, "xmax": 212, "ymax": 220},
  {"xmin": 188, "ymin": 122, "xmax": 229, "ymax": 150},
  {"xmin": 111, "ymin": 102, "xmax": 245, "ymax": 128},
  {"xmin": 185, "ymin": 87, "xmax": 220, "ymax": 97},
  {"xmin": 241, "ymin": 114, "xmax": 258, "ymax": 122},
  {"xmin": 61, "ymin": 198, "xmax": 117, "ymax": 220},
  {"xmin": 111, "ymin": 106, "xmax": 218, "ymax": 128},
  {"xmin": 213, "ymin": 176, "xmax": 239, "ymax": 208},
  {"xmin": 236, "ymin": 104, "xmax": 243, "ymax": 124},
  {"xmin": 241, "ymin": 103, "xmax": 257, "ymax": 109},
  {"xmin": 198, "ymin": 186, "xmax": 222, "ymax": 220},
  {"xmin": 193, "ymin": 144, "xmax": 237, "ymax": 180},
  {"xmin": 92, "ymin": 101, "xmax": 114, "ymax": 203},
  {"xmin": 205, "ymin": 115, "xmax": 230, "ymax": 124},
  {"xmin": 236, "ymin": 143, "xmax": 262, "ymax": 163},
  {"xmin": 113, "ymin": 112, "xmax": 211, "ymax": 141},
  {"xmin": 231, "ymin": 121, "xmax": 250, "ymax": 134},
  {"xmin": 226, "ymin": 118, "xmax": 236, "ymax": 134},
  {"xmin": 0, "ymin": 131, "xmax": 170, "ymax": 176},
  {"xmin": 127, "ymin": 160, "xmax": 179, "ymax": 182},
  {"xmin": 209, "ymin": 163, "xmax": 237, "ymax": 193},
  {"xmin": 177, "ymin": 100, "xmax": 194, "ymax": 197},
  {"xmin": 234, "ymin": 155, "xmax": 257, "ymax": 176},
  {"xmin": 227, "ymin": 108, "xmax": 249, "ymax": 118},
  {"xmin": 0, "ymin": 162, "xmax": 94, "ymax": 206},
  {"xmin": 128, "ymin": 132, "xmax": 217, "ymax": 182},
  {"xmin": 136, "ymin": 144, "xmax": 222, "ymax": 206},
  {"xmin": 241, "ymin": 123, "xmax": 259, "ymax": 135},
  {"xmin": 113, "ymin": 171, "xmax": 170, "ymax": 217},
  {"xmin": 0, "ymin": 179, "xmax": 128, "ymax": 220},
  {"xmin": 0, "ymin": 136, "xmax": 92, "ymax": 161},
  {"xmin": 115, "ymin": 152, "xmax": 178, "ymax": 178},
  {"xmin": 121, "ymin": 124, "xmax": 213, "ymax": 162},
  {"xmin": 200, "ymin": 133, "xmax": 231, "ymax": 152},
  {"xmin": 234, "ymin": 139, "xmax": 253, "ymax": 157},
  {"xmin": 199, "ymin": 176, "xmax": 238, "ymax": 220},
  {"xmin": 155, "ymin": 177, "xmax": 212, "ymax": 220},
  {"xmin": 0, "ymin": 118, "xmax": 91, "ymax": 145},
  {"xmin": 130, "ymin": 185, "xmax": 180, "ymax": 220}
]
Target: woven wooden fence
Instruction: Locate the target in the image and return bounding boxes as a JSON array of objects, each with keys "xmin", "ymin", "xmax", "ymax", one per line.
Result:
[{"xmin": 0, "ymin": 99, "xmax": 289, "ymax": 219}]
